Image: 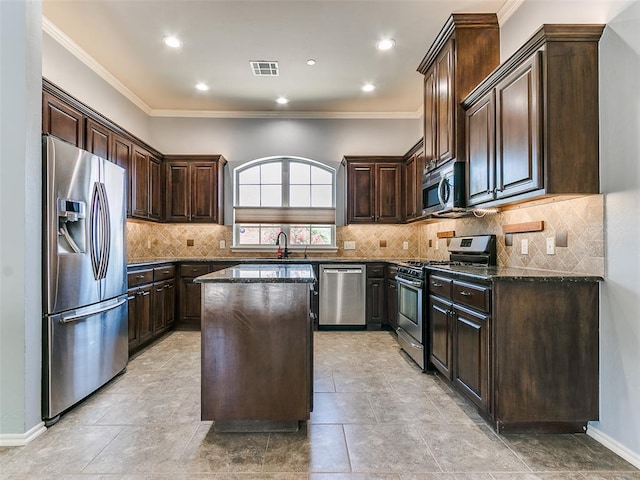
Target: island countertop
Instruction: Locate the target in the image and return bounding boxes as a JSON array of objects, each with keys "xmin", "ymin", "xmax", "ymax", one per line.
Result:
[{"xmin": 194, "ymin": 263, "xmax": 316, "ymax": 283}]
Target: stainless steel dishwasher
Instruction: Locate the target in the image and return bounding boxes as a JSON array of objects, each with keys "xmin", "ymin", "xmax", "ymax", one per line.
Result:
[{"xmin": 319, "ymin": 264, "xmax": 366, "ymax": 326}]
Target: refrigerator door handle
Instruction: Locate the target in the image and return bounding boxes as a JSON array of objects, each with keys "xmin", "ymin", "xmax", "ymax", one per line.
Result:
[
  {"xmin": 90, "ymin": 182, "xmax": 112, "ymax": 280},
  {"xmin": 97, "ymin": 183, "xmax": 111, "ymax": 280},
  {"xmin": 60, "ymin": 297, "xmax": 127, "ymax": 324},
  {"xmin": 90, "ymin": 183, "xmax": 101, "ymax": 280}
]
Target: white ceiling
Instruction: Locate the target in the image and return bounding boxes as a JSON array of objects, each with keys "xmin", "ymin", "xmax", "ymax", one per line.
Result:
[{"xmin": 43, "ymin": 0, "xmax": 509, "ymax": 118}]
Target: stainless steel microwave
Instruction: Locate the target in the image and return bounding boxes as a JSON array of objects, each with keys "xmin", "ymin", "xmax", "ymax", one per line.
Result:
[{"xmin": 421, "ymin": 161, "xmax": 466, "ymax": 217}]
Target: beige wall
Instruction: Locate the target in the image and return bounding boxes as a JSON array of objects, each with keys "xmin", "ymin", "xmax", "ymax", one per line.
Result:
[{"xmin": 128, "ymin": 195, "xmax": 604, "ymax": 276}]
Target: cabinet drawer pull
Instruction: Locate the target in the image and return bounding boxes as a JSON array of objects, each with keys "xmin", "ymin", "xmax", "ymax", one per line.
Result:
[
  {"xmin": 135, "ymin": 275, "xmax": 145, "ymax": 279},
  {"xmin": 127, "ymin": 295, "xmax": 136, "ymax": 300},
  {"xmin": 432, "ymin": 282, "xmax": 443, "ymax": 287},
  {"xmin": 140, "ymin": 291, "xmax": 150, "ymax": 297},
  {"xmin": 460, "ymin": 291, "xmax": 472, "ymax": 296},
  {"xmin": 162, "ymin": 270, "xmax": 170, "ymax": 274},
  {"xmin": 192, "ymin": 268, "xmax": 200, "ymax": 272},
  {"xmin": 165, "ymin": 284, "xmax": 173, "ymax": 289},
  {"xmin": 156, "ymin": 287, "xmax": 164, "ymax": 292}
]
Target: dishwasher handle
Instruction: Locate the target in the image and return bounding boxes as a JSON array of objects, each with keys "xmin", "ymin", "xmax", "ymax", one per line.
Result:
[{"xmin": 322, "ymin": 268, "xmax": 363, "ymax": 274}]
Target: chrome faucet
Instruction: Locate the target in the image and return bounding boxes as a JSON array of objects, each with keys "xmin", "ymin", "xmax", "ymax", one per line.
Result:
[{"xmin": 275, "ymin": 231, "xmax": 289, "ymax": 259}]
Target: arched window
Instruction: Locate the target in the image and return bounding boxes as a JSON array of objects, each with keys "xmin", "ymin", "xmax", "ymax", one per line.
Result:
[{"xmin": 233, "ymin": 157, "xmax": 336, "ymax": 248}]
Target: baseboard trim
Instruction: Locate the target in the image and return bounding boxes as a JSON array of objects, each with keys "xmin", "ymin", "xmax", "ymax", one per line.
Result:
[
  {"xmin": 0, "ymin": 422, "xmax": 47, "ymax": 447},
  {"xmin": 588, "ymin": 424, "xmax": 640, "ymax": 469}
]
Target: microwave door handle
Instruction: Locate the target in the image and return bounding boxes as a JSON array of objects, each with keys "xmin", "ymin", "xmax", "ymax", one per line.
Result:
[{"xmin": 437, "ymin": 176, "xmax": 449, "ymax": 207}]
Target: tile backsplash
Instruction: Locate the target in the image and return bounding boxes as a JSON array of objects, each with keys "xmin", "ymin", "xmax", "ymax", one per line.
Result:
[
  {"xmin": 127, "ymin": 195, "xmax": 603, "ymax": 276},
  {"xmin": 418, "ymin": 195, "xmax": 604, "ymax": 275}
]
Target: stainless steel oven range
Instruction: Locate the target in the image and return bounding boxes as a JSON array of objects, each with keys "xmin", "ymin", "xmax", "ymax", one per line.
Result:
[{"xmin": 395, "ymin": 234, "xmax": 497, "ymax": 371}]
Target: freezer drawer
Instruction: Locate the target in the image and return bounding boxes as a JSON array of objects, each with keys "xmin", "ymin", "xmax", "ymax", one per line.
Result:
[
  {"xmin": 319, "ymin": 264, "xmax": 366, "ymax": 326},
  {"xmin": 43, "ymin": 295, "xmax": 128, "ymax": 421}
]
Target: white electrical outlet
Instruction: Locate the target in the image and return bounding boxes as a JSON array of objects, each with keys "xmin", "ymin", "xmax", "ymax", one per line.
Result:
[
  {"xmin": 402, "ymin": 241, "xmax": 409, "ymax": 250},
  {"xmin": 146, "ymin": 240, "xmax": 151, "ymax": 249},
  {"xmin": 219, "ymin": 240, "xmax": 226, "ymax": 249},
  {"xmin": 344, "ymin": 241, "xmax": 356, "ymax": 250},
  {"xmin": 546, "ymin": 237, "xmax": 555, "ymax": 255},
  {"xmin": 521, "ymin": 238, "xmax": 529, "ymax": 255}
]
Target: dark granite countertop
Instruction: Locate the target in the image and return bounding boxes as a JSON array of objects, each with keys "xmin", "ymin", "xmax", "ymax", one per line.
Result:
[
  {"xmin": 427, "ymin": 264, "xmax": 603, "ymax": 282},
  {"xmin": 194, "ymin": 263, "xmax": 316, "ymax": 283},
  {"xmin": 128, "ymin": 257, "xmax": 411, "ymax": 268}
]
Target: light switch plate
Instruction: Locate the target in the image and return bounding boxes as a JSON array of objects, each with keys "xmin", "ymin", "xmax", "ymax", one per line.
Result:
[
  {"xmin": 521, "ymin": 238, "xmax": 529, "ymax": 255},
  {"xmin": 435, "ymin": 240, "xmax": 439, "ymax": 250},
  {"xmin": 219, "ymin": 240, "xmax": 226, "ymax": 249},
  {"xmin": 344, "ymin": 241, "xmax": 356, "ymax": 250},
  {"xmin": 402, "ymin": 241, "xmax": 409, "ymax": 250},
  {"xmin": 546, "ymin": 237, "xmax": 555, "ymax": 255}
]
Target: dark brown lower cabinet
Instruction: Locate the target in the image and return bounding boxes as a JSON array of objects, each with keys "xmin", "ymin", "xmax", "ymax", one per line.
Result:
[
  {"xmin": 152, "ymin": 279, "xmax": 175, "ymax": 334},
  {"xmin": 177, "ymin": 262, "xmax": 238, "ymax": 331},
  {"xmin": 127, "ymin": 284, "xmax": 152, "ymax": 351},
  {"xmin": 127, "ymin": 264, "xmax": 175, "ymax": 354},
  {"xmin": 452, "ymin": 304, "xmax": 489, "ymax": 412},
  {"xmin": 427, "ymin": 269, "xmax": 599, "ymax": 433},
  {"xmin": 366, "ymin": 263, "xmax": 386, "ymax": 330}
]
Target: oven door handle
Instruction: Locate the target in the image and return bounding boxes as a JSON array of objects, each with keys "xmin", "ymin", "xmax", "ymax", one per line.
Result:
[
  {"xmin": 396, "ymin": 327, "xmax": 424, "ymax": 350},
  {"xmin": 395, "ymin": 276, "xmax": 423, "ymax": 288}
]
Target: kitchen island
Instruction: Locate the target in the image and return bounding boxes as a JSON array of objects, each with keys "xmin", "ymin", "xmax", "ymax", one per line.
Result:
[{"xmin": 194, "ymin": 263, "xmax": 315, "ymax": 431}]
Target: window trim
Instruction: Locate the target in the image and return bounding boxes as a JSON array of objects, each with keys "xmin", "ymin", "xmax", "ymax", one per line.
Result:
[{"xmin": 233, "ymin": 157, "xmax": 337, "ymax": 250}]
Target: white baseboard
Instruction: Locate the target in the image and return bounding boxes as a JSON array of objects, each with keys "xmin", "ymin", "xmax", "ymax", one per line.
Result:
[
  {"xmin": 588, "ymin": 424, "xmax": 640, "ymax": 469},
  {"xmin": 0, "ymin": 422, "xmax": 47, "ymax": 447}
]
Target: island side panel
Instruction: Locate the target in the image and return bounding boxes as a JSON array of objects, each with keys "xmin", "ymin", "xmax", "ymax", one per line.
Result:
[
  {"xmin": 493, "ymin": 280, "xmax": 599, "ymax": 432},
  {"xmin": 201, "ymin": 282, "xmax": 311, "ymax": 422}
]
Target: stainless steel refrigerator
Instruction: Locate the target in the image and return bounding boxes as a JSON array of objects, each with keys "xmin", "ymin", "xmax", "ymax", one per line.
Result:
[{"xmin": 42, "ymin": 135, "xmax": 128, "ymax": 424}]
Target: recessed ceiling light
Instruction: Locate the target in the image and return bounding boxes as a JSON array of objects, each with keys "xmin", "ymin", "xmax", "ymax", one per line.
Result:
[
  {"xmin": 163, "ymin": 35, "xmax": 183, "ymax": 49},
  {"xmin": 195, "ymin": 82, "xmax": 209, "ymax": 92},
  {"xmin": 376, "ymin": 38, "xmax": 396, "ymax": 51},
  {"xmin": 306, "ymin": 59, "xmax": 316, "ymax": 66},
  {"xmin": 361, "ymin": 83, "xmax": 376, "ymax": 92},
  {"xmin": 276, "ymin": 97, "xmax": 289, "ymax": 105}
]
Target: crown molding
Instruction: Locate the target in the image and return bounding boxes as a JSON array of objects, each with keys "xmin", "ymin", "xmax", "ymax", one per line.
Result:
[
  {"xmin": 43, "ymin": 16, "xmax": 151, "ymax": 115},
  {"xmin": 149, "ymin": 108, "xmax": 423, "ymax": 120},
  {"xmin": 497, "ymin": 0, "xmax": 526, "ymax": 25}
]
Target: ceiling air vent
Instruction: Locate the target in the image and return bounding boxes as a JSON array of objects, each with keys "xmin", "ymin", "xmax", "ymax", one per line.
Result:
[{"xmin": 250, "ymin": 61, "xmax": 279, "ymax": 76}]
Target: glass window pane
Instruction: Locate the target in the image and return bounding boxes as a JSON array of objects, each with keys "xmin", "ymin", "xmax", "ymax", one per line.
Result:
[
  {"xmin": 290, "ymin": 162, "xmax": 310, "ymax": 184},
  {"xmin": 261, "ymin": 226, "xmax": 281, "ymax": 245},
  {"xmin": 238, "ymin": 165, "xmax": 260, "ymax": 184},
  {"xmin": 311, "ymin": 185, "xmax": 333, "ymax": 207},
  {"xmin": 311, "ymin": 166, "xmax": 332, "ymax": 184},
  {"xmin": 290, "ymin": 226, "xmax": 310, "ymax": 245},
  {"xmin": 238, "ymin": 226, "xmax": 260, "ymax": 244},
  {"xmin": 238, "ymin": 185, "xmax": 260, "ymax": 206},
  {"xmin": 311, "ymin": 226, "xmax": 333, "ymax": 245},
  {"xmin": 261, "ymin": 162, "xmax": 282, "ymax": 184},
  {"xmin": 289, "ymin": 185, "xmax": 311, "ymax": 207},
  {"xmin": 261, "ymin": 185, "xmax": 282, "ymax": 206}
]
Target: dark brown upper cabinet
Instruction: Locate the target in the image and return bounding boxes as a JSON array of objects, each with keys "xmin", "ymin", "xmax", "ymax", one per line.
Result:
[
  {"xmin": 403, "ymin": 139, "xmax": 425, "ymax": 222},
  {"xmin": 131, "ymin": 145, "xmax": 162, "ymax": 221},
  {"xmin": 417, "ymin": 14, "xmax": 500, "ymax": 173},
  {"xmin": 42, "ymin": 91, "xmax": 85, "ymax": 148},
  {"xmin": 463, "ymin": 24, "xmax": 604, "ymax": 209},
  {"xmin": 85, "ymin": 118, "xmax": 111, "ymax": 160},
  {"xmin": 344, "ymin": 157, "xmax": 403, "ymax": 224},
  {"xmin": 164, "ymin": 155, "xmax": 227, "ymax": 224}
]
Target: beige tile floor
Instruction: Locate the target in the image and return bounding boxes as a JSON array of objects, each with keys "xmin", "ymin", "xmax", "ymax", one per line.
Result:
[{"xmin": 1, "ymin": 330, "xmax": 638, "ymax": 479}]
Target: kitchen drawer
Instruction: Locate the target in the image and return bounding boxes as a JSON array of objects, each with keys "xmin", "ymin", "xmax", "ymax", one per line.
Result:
[
  {"xmin": 367, "ymin": 263, "xmax": 385, "ymax": 278},
  {"xmin": 153, "ymin": 264, "xmax": 176, "ymax": 281},
  {"xmin": 429, "ymin": 275, "xmax": 453, "ymax": 299},
  {"xmin": 128, "ymin": 268, "xmax": 154, "ymax": 287},
  {"xmin": 453, "ymin": 280, "xmax": 489, "ymax": 312},
  {"xmin": 179, "ymin": 263, "xmax": 211, "ymax": 277}
]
